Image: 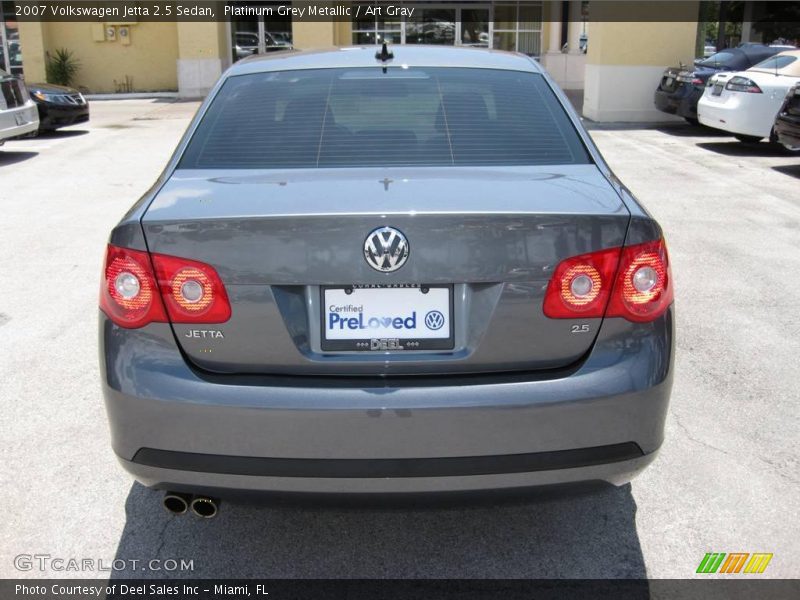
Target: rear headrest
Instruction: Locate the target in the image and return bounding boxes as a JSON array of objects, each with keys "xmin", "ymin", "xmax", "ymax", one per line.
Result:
[
  {"xmin": 282, "ymin": 97, "xmax": 328, "ymax": 125},
  {"xmin": 442, "ymin": 92, "xmax": 490, "ymax": 123}
]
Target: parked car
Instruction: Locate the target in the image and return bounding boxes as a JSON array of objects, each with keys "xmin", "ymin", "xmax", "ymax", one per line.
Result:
[
  {"xmin": 0, "ymin": 68, "xmax": 39, "ymax": 144},
  {"xmin": 774, "ymin": 82, "xmax": 800, "ymax": 150},
  {"xmin": 27, "ymin": 82, "xmax": 89, "ymax": 132},
  {"xmin": 234, "ymin": 32, "xmax": 259, "ymax": 60},
  {"xmin": 655, "ymin": 43, "xmax": 790, "ymax": 124},
  {"xmin": 698, "ymin": 50, "xmax": 800, "ymax": 144},
  {"xmin": 269, "ymin": 32, "xmax": 293, "ymax": 49},
  {"xmin": 99, "ymin": 46, "xmax": 674, "ymax": 514},
  {"xmin": 234, "ymin": 31, "xmax": 290, "ymax": 61}
]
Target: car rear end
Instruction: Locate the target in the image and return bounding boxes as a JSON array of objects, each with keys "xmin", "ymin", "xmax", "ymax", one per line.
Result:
[
  {"xmin": 654, "ymin": 66, "xmax": 706, "ymax": 121},
  {"xmin": 100, "ymin": 48, "xmax": 674, "ymax": 498},
  {"xmin": 700, "ymin": 51, "xmax": 800, "ymax": 139},
  {"xmin": 654, "ymin": 47, "xmax": 784, "ymax": 122},
  {"xmin": 0, "ymin": 70, "xmax": 39, "ymax": 143},
  {"xmin": 697, "ymin": 72, "xmax": 771, "ymax": 137}
]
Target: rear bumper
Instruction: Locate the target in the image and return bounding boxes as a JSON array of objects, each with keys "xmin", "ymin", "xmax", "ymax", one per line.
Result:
[
  {"xmin": 698, "ymin": 93, "xmax": 771, "ymax": 139},
  {"xmin": 654, "ymin": 85, "xmax": 703, "ymax": 119},
  {"xmin": 120, "ymin": 450, "xmax": 658, "ymax": 496},
  {"xmin": 0, "ymin": 102, "xmax": 39, "ymax": 142},
  {"xmin": 100, "ymin": 308, "xmax": 674, "ymax": 495}
]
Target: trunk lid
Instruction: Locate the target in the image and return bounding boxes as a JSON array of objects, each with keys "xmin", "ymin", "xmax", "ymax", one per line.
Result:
[{"xmin": 142, "ymin": 165, "xmax": 630, "ymax": 375}]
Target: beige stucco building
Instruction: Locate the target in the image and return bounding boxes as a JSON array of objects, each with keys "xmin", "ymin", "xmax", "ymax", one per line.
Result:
[{"xmin": 8, "ymin": 1, "xmax": 704, "ymax": 122}]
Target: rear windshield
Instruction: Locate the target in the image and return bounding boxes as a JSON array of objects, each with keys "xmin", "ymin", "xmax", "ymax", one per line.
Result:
[
  {"xmin": 697, "ymin": 51, "xmax": 739, "ymax": 67},
  {"xmin": 751, "ymin": 55, "xmax": 797, "ymax": 70},
  {"xmin": 179, "ymin": 67, "xmax": 591, "ymax": 169}
]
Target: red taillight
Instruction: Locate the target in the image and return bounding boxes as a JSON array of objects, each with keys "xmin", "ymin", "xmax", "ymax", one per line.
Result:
[
  {"xmin": 151, "ymin": 253, "xmax": 231, "ymax": 324},
  {"xmin": 725, "ymin": 76, "xmax": 763, "ymax": 94},
  {"xmin": 606, "ymin": 239, "xmax": 673, "ymax": 322},
  {"xmin": 543, "ymin": 247, "xmax": 621, "ymax": 318},
  {"xmin": 100, "ymin": 245, "xmax": 167, "ymax": 328},
  {"xmin": 100, "ymin": 244, "xmax": 231, "ymax": 328},
  {"xmin": 543, "ymin": 239, "xmax": 673, "ymax": 323}
]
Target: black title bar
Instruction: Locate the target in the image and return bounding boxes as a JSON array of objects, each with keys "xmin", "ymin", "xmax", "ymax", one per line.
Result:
[
  {"xmin": 9, "ymin": 1, "xmax": 800, "ymax": 23},
  {"xmin": 3, "ymin": 579, "xmax": 800, "ymax": 600}
]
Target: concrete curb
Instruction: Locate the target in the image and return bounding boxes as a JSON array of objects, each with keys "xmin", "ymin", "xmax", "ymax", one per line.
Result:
[{"xmin": 84, "ymin": 92, "xmax": 180, "ymax": 101}]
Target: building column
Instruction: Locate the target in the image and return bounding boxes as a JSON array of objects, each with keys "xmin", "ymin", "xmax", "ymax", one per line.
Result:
[
  {"xmin": 16, "ymin": 21, "xmax": 48, "ymax": 82},
  {"xmin": 292, "ymin": 20, "xmax": 336, "ymax": 49},
  {"xmin": 547, "ymin": 1, "xmax": 562, "ymax": 53},
  {"xmin": 583, "ymin": 2, "xmax": 699, "ymax": 121},
  {"xmin": 176, "ymin": 21, "xmax": 229, "ymax": 98},
  {"xmin": 542, "ymin": 0, "xmax": 586, "ymax": 91},
  {"xmin": 334, "ymin": 20, "xmax": 353, "ymax": 46},
  {"xmin": 555, "ymin": 0, "xmax": 587, "ymax": 90},
  {"xmin": 292, "ymin": 3, "xmax": 338, "ymax": 49},
  {"xmin": 567, "ymin": 0, "xmax": 584, "ymax": 54},
  {"xmin": 541, "ymin": 1, "xmax": 570, "ymax": 89}
]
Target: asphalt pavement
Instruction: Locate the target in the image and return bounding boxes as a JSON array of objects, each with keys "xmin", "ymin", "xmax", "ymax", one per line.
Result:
[{"xmin": 1, "ymin": 100, "xmax": 798, "ymax": 579}]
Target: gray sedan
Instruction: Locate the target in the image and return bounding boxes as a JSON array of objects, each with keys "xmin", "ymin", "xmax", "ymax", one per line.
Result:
[{"xmin": 99, "ymin": 45, "xmax": 674, "ymax": 517}]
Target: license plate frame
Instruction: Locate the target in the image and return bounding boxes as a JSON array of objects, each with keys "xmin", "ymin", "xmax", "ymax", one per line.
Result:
[{"xmin": 320, "ymin": 284, "xmax": 455, "ymax": 352}]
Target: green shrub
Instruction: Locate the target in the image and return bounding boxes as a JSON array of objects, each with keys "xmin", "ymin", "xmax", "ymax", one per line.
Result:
[{"xmin": 45, "ymin": 48, "xmax": 81, "ymax": 87}]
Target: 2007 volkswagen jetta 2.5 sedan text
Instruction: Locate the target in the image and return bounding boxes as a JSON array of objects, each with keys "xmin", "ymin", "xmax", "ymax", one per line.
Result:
[{"xmin": 99, "ymin": 46, "xmax": 674, "ymax": 515}]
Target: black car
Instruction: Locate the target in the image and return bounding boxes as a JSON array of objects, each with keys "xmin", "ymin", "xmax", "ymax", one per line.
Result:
[
  {"xmin": 27, "ymin": 82, "xmax": 89, "ymax": 132},
  {"xmin": 774, "ymin": 82, "xmax": 800, "ymax": 150},
  {"xmin": 654, "ymin": 43, "xmax": 790, "ymax": 124}
]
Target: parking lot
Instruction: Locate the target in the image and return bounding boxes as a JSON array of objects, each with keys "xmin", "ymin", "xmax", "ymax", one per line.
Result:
[{"xmin": 1, "ymin": 100, "xmax": 798, "ymax": 579}]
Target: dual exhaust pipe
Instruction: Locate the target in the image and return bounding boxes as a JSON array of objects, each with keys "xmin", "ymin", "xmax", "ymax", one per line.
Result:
[{"xmin": 162, "ymin": 492, "xmax": 219, "ymax": 518}]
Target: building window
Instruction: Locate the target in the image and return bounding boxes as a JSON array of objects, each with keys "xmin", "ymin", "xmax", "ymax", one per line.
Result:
[
  {"xmin": 352, "ymin": 2, "xmax": 542, "ymax": 57},
  {"xmin": 493, "ymin": 2, "xmax": 542, "ymax": 56},
  {"xmin": 0, "ymin": 0, "xmax": 22, "ymax": 75},
  {"xmin": 231, "ymin": 1, "xmax": 293, "ymax": 63},
  {"xmin": 352, "ymin": 3, "xmax": 402, "ymax": 45}
]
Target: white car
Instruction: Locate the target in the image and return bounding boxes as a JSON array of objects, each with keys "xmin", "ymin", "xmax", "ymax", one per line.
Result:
[
  {"xmin": 698, "ymin": 50, "xmax": 800, "ymax": 143},
  {"xmin": 0, "ymin": 68, "xmax": 39, "ymax": 145}
]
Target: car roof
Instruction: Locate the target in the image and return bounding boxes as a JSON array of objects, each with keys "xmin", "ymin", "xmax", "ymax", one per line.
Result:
[
  {"xmin": 227, "ymin": 45, "xmax": 542, "ymax": 76},
  {"xmin": 740, "ymin": 44, "xmax": 786, "ymax": 61},
  {"xmin": 748, "ymin": 49, "xmax": 800, "ymax": 76},
  {"xmin": 698, "ymin": 44, "xmax": 785, "ymax": 69}
]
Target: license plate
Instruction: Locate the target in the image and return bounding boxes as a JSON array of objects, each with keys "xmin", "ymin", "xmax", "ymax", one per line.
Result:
[
  {"xmin": 14, "ymin": 113, "xmax": 27, "ymax": 126},
  {"xmin": 321, "ymin": 285, "xmax": 453, "ymax": 351},
  {"xmin": 712, "ymin": 84, "xmax": 723, "ymax": 96}
]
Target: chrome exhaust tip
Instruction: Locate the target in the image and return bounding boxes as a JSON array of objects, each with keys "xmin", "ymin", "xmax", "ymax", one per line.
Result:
[
  {"xmin": 162, "ymin": 492, "xmax": 191, "ymax": 515},
  {"xmin": 190, "ymin": 496, "xmax": 219, "ymax": 519}
]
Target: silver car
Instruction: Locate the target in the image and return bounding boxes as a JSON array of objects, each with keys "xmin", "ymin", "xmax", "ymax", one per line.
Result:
[
  {"xmin": 0, "ymin": 68, "xmax": 39, "ymax": 144},
  {"xmin": 100, "ymin": 46, "xmax": 674, "ymax": 517}
]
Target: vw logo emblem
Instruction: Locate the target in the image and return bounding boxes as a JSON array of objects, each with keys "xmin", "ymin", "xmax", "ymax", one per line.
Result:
[
  {"xmin": 424, "ymin": 310, "xmax": 445, "ymax": 331},
  {"xmin": 364, "ymin": 226, "xmax": 409, "ymax": 273}
]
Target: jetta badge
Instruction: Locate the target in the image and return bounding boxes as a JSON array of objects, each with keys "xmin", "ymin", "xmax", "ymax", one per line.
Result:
[{"xmin": 364, "ymin": 226, "xmax": 409, "ymax": 273}]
